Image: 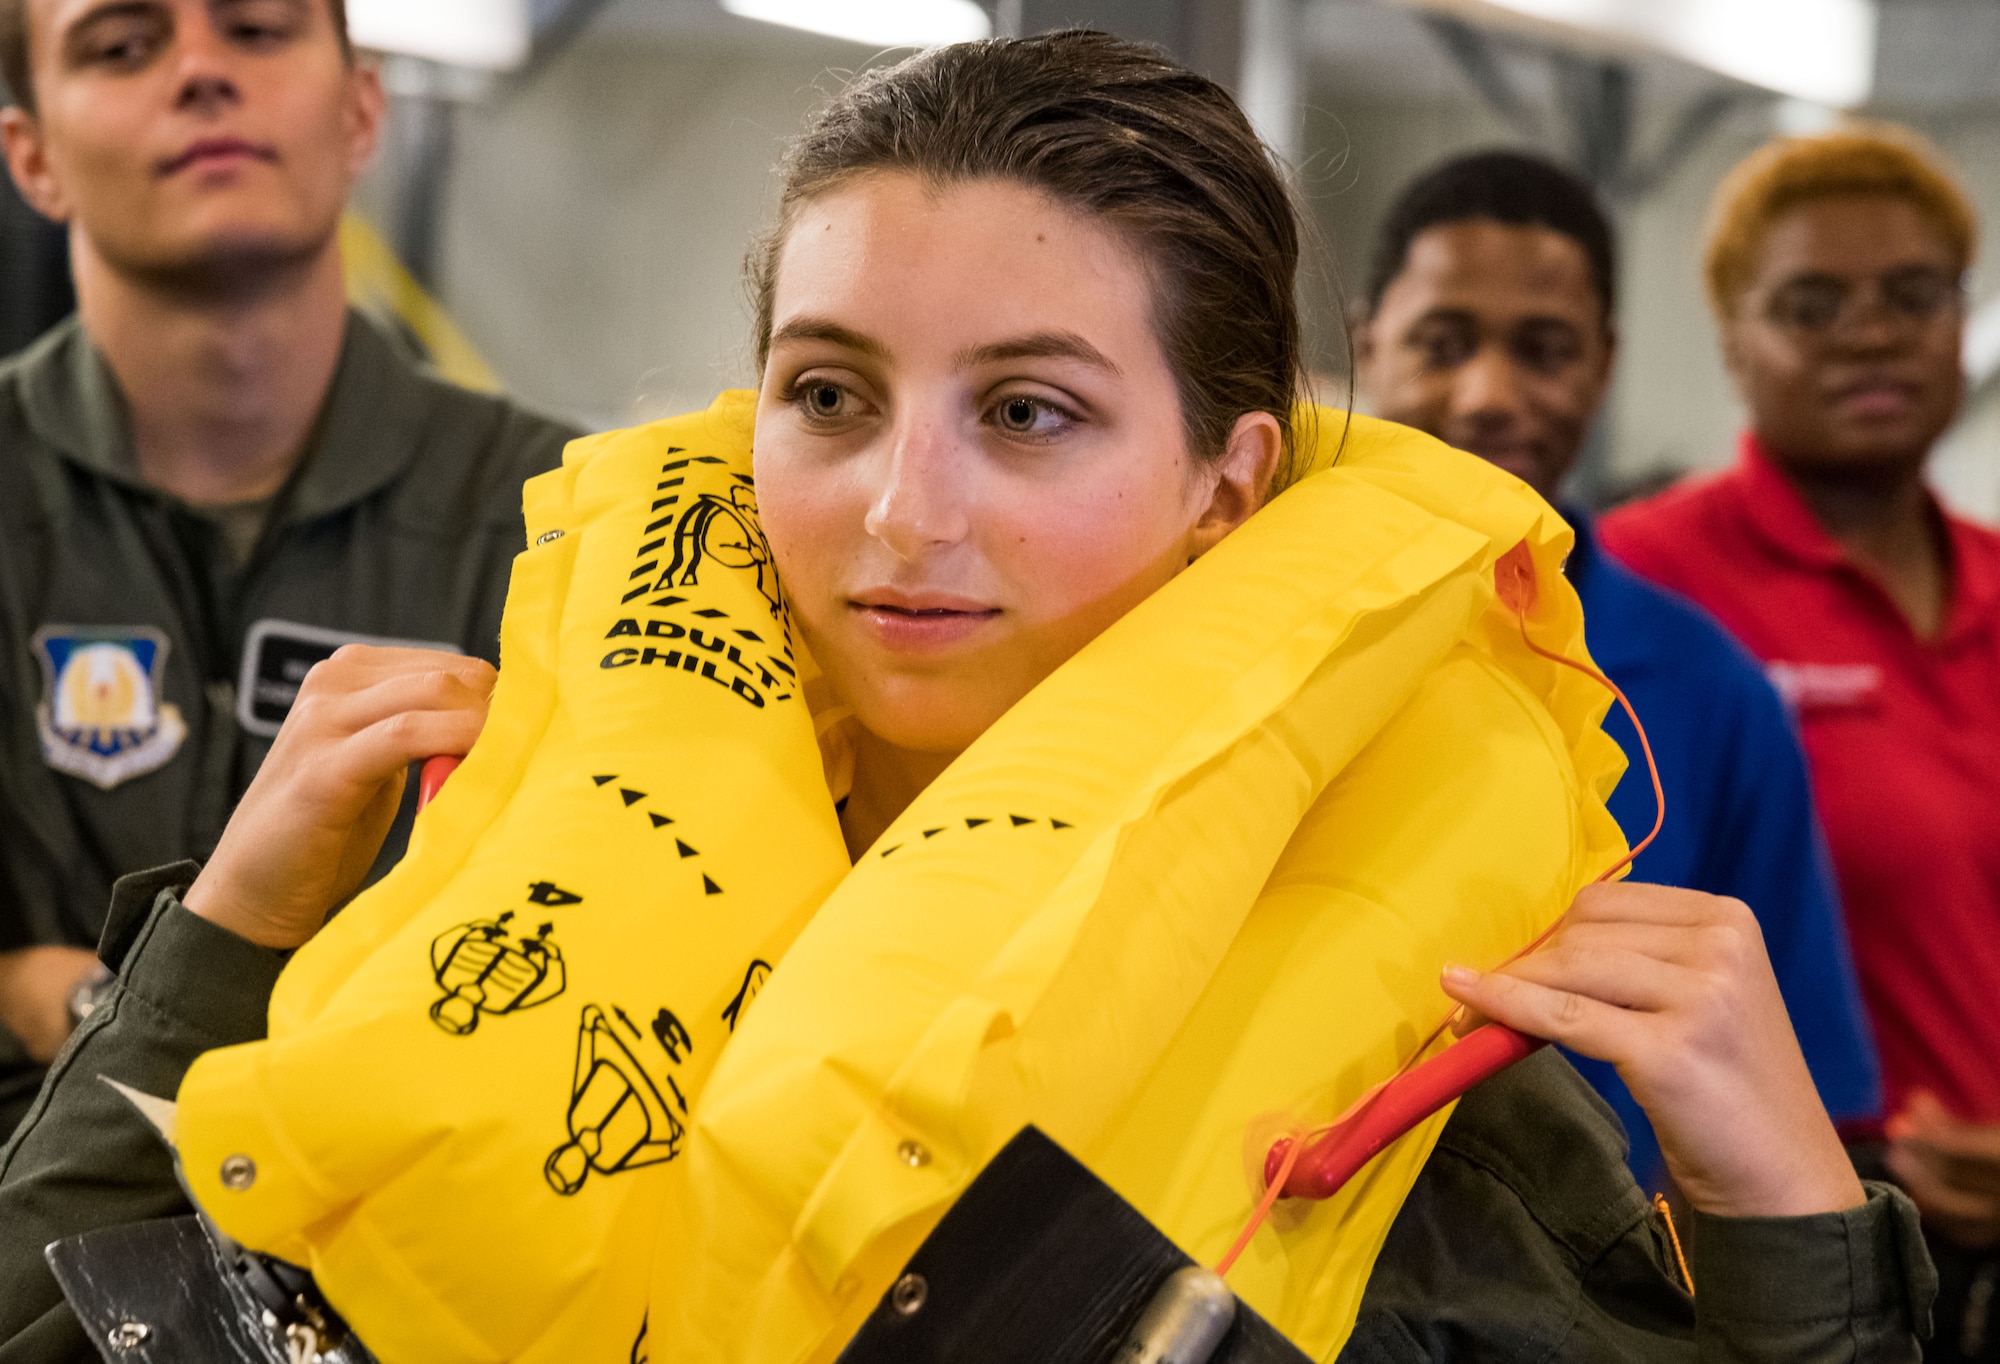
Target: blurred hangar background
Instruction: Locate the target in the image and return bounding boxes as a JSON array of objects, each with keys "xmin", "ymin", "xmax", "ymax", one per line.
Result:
[{"xmin": 9, "ymin": 0, "xmax": 2000, "ymax": 515}]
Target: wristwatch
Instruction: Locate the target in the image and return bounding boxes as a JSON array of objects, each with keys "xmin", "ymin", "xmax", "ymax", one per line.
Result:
[{"xmin": 66, "ymin": 963, "xmax": 115, "ymax": 1031}]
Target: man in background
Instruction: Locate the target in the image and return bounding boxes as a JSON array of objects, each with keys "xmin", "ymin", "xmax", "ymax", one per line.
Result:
[
  {"xmin": 0, "ymin": 0, "xmax": 580, "ymax": 1135},
  {"xmin": 1602, "ymin": 126, "xmax": 2000, "ymax": 1360},
  {"xmin": 1356, "ymin": 149, "xmax": 1880, "ymax": 1192}
]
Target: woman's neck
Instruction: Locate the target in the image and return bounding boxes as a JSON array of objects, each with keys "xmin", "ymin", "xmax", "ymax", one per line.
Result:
[
  {"xmin": 1779, "ymin": 456, "xmax": 1948, "ymax": 639},
  {"xmin": 840, "ymin": 729, "xmax": 959, "ymax": 862}
]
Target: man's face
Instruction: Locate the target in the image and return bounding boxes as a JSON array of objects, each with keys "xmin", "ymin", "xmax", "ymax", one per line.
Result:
[
  {"xmin": 1357, "ymin": 220, "xmax": 1614, "ymax": 499},
  {"xmin": 1, "ymin": 0, "xmax": 380, "ymax": 283},
  {"xmin": 1721, "ymin": 195, "xmax": 1964, "ymax": 481}
]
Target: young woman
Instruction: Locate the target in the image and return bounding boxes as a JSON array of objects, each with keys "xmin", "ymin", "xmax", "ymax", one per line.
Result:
[{"xmin": 0, "ymin": 33, "xmax": 1927, "ymax": 1361}]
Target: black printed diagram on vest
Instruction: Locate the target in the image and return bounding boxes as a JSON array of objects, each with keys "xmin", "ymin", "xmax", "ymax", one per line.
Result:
[
  {"xmin": 623, "ymin": 463, "xmax": 780, "ymax": 615},
  {"xmin": 650, "ymin": 1008, "xmax": 691, "ymax": 1063},
  {"xmin": 546, "ymin": 1003, "xmax": 686, "ymax": 1195},
  {"xmin": 666, "ymin": 480, "xmax": 781, "ymax": 618},
  {"xmin": 590, "ymin": 774, "xmax": 724, "ymax": 896},
  {"xmin": 875, "ymin": 813, "xmax": 1077, "ymax": 859},
  {"xmin": 614, "ymin": 456, "xmax": 800, "ymax": 711},
  {"xmin": 721, "ymin": 958, "xmax": 771, "ymax": 1032},
  {"xmin": 428, "ymin": 911, "xmax": 567, "ymax": 1036}
]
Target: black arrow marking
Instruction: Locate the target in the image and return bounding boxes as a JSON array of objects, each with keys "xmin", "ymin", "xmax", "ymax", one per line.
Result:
[
  {"xmin": 649, "ymin": 812, "xmax": 674, "ymax": 828},
  {"xmin": 702, "ymin": 874, "xmax": 723, "ymax": 895},
  {"xmin": 965, "ymin": 817, "xmax": 990, "ymax": 829},
  {"xmin": 527, "ymin": 881, "xmax": 584, "ymax": 906},
  {"xmin": 592, "ymin": 774, "xmax": 616, "ymax": 786},
  {"xmin": 675, "ymin": 839, "xmax": 699, "ymax": 859},
  {"xmin": 620, "ymin": 788, "xmax": 646, "ymax": 806}
]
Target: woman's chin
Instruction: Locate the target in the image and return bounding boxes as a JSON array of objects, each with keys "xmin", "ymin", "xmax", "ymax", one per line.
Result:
[{"xmin": 847, "ymin": 677, "xmax": 1024, "ymax": 759}]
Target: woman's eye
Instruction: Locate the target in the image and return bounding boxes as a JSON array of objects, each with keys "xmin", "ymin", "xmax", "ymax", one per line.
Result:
[
  {"xmin": 990, "ymin": 395, "xmax": 1071, "ymax": 439},
  {"xmin": 793, "ymin": 381, "xmax": 854, "ymax": 421},
  {"xmin": 998, "ymin": 397, "xmax": 1038, "ymax": 432}
]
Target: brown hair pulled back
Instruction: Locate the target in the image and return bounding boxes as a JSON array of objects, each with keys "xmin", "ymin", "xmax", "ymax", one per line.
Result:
[{"xmin": 750, "ymin": 30, "xmax": 1306, "ymax": 473}]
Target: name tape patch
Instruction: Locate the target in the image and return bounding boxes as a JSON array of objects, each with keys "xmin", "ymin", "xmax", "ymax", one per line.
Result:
[{"xmin": 238, "ymin": 619, "xmax": 461, "ymax": 738}]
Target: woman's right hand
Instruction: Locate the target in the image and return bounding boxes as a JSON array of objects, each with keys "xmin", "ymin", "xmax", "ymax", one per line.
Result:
[
  {"xmin": 183, "ymin": 646, "xmax": 496, "ymax": 950},
  {"xmin": 1442, "ymin": 882, "xmax": 1865, "ymax": 1220}
]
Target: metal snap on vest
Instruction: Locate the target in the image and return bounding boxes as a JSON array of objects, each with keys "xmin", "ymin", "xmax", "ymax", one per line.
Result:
[
  {"xmin": 896, "ymin": 1139, "xmax": 930, "ymax": 1169},
  {"xmin": 535, "ymin": 529, "xmax": 566, "ymax": 545},
  {"xmin": 219, "ymin": 1153, "xmax": 256, "ymax": 1190},
  {"xmin": 107, "ymin": 1321, "xmax": 151, "ymax": 1350},
  {"xmin": 890, "ymin": 1272, "xmax": 928, "ymax": 1317}
]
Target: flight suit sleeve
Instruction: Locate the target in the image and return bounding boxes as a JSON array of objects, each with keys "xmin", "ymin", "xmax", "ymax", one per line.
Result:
[
  {"xmin": 1690, "ymin": 1185, "xmax": 1936, "ymax": 1364},
  {"xmin": 0, "ymin": 863, "xmax": 284, "ymax": 1359},
  {"xmin": 1343, "ymin": 1049, "xmax": 1933, "ymax": 1363}
]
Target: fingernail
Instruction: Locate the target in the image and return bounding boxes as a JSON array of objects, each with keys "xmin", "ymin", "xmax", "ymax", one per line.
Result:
[{"xmin": 1442, "ymin": 963, "xmax": 1480, "ymax": 986}]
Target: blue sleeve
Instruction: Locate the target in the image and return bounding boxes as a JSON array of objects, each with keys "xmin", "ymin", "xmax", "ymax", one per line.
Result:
[{"xmin": 1688, "ymin": 653, "xmax": 1883, "ymax": 1125}]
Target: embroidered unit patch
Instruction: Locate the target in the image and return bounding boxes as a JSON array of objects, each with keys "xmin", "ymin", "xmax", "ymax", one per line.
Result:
[{"xmin": 33, "ymin": 627, "xmax": 187, "ymax": 790}]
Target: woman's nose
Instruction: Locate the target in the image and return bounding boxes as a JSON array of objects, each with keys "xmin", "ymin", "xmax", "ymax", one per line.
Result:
[{"xmin": 863, "ymin": 417, "xmax": 971, "ymax": 561}]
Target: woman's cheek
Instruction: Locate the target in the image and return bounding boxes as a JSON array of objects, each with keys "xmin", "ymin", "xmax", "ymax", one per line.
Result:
[
  {"xmin": 755, "ymin": 449, "xmax": 837, "ymax": 603},
  {"xmin": 997, "ymin": 476, "xmax": 1192, "ymax": 632}
]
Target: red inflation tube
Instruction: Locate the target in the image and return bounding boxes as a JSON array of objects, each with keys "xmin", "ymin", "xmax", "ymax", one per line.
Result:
[
  {"xmin": 417, "ymin": 754, "xmax": 462, "ymax": 811},
  {"xmin": 1262, "ymin": 1024, "xmax": 1546, "ymax": 1200}
]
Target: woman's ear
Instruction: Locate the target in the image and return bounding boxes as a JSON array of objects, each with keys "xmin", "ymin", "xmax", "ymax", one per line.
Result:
[{"xmin": 1190, "ymin": 410, "xmax": 1284, "ymax": 558}]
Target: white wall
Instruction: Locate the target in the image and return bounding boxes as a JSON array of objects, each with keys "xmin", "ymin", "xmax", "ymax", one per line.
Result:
[
  {"xmin": 376, "ymin": 14, "xmax": 2000, "ymax": 521},
  {"xmin": 376, "ymin": 23, "xmax": 884, "ymax": 430}
]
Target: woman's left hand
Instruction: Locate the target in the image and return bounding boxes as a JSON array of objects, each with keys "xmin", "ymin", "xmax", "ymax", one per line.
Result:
[{"xmin": 1441, "ymin": 881, "xmax": 1865, "ymax": 1218}]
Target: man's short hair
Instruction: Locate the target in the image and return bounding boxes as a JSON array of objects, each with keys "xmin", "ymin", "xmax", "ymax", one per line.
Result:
[
  {"xmin": 0, "ymin": 0, "xmax": 353, "ymax": 113},
  {"xmin": 1365, "ymin": 148, "xmax": 1617, "ymax": 321},
  {"xmin": 1703, "ymin": 121, "xmax": 1977, "ymax": 319}
]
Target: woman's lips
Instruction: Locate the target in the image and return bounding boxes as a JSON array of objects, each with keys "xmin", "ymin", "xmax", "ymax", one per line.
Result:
[
  {"xmin": 1831, "ymin": 379, "xmax": 1921, "ymax": 419},
  {"xmin": 848, "ymin": 595, "xmax": 1002, "ymax": 650}
]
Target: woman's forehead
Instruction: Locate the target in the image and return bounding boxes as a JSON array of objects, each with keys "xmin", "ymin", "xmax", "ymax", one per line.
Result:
[
  {"xmin": 767, "ymin": 174, "xmax": 1164, "ymax": 370},
  {"xmin": 1753, "ymin": 195, "xmax": 1958, "ymax": 280}
]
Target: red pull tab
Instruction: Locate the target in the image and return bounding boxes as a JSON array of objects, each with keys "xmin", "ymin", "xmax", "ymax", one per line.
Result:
[
  {"xmin": 1494, "ymin": 539, "xmax": 1538, "ymax": 616},
  {"xmin": 418, "ymin": 755, "xmax": 461, "ymax": 811},
  {"xmin": 1261, "ymin": 1024, "xmax": 1545, "ymax": 1201}
]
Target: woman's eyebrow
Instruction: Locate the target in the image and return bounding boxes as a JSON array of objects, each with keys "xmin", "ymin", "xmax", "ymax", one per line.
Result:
[
  {"xmin": 956, "ymin": 331, "xmax": 1122, "ymax": 374},
  {"xmin": 766, "ymin": 318, "xmax": 887, "ymax": 358}
]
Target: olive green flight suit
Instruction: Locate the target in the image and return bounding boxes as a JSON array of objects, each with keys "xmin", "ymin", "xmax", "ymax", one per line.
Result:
[{"xmin": 0, "ymin": 312, "xmax": 581, "ymax": 1124}]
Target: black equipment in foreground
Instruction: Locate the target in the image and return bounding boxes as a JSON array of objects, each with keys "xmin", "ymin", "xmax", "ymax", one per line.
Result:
[
  {"xmin": 46, "ymin": 1214, "xmax": 376, "ymax": 1364},
  {"xmin": 46, "ymin": 1126, "xmax": 1306, "ymax": 1364},
  {"xmin": 837, "ymin": 1126, "xmax": 1310, "ymax": 1364}
]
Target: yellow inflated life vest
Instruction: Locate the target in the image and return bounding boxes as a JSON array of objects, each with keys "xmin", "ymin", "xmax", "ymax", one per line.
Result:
[{"xmin": 175, "ymin": 395, "xmax": 1627, "ymax": 1364}]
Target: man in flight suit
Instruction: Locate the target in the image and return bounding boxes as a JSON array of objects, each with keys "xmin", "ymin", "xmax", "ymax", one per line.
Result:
[{"xmin": 0, "ymin": 0, "xmax": 581, "ymax": 1134}]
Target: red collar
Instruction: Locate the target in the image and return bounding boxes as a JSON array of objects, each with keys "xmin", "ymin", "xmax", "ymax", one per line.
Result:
[{"xmin": 1737, "ymin": 432, "xmax": 2000, "ymax": 644}]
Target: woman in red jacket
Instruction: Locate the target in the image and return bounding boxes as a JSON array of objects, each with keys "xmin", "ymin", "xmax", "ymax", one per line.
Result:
[{"xmin": 1602, "ymin": 124, "xmax": 2000, "ymax": 1360}]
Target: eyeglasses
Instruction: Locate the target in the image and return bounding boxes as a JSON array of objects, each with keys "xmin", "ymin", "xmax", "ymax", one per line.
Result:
[{"xmin": 1763, "ymin": 266, "xmax": 1963, "ymax": 332}]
